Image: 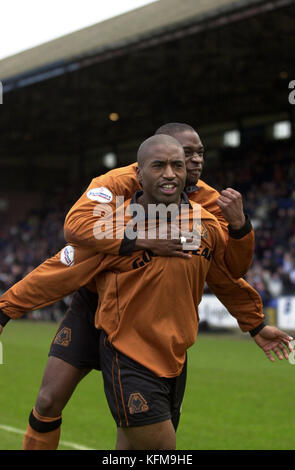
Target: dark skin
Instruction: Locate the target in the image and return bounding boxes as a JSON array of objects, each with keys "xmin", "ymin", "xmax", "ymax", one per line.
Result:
[
  {"xmin": 135, "ymin": 135, "xmax": 195, "ymax": 258},
  {"xmin": 135, "ymin": 128, "xmax": 245, "ymax": 257},
  {"xmin": 136, "ymin": 138, "xmax": 186, "ymax": 208}
]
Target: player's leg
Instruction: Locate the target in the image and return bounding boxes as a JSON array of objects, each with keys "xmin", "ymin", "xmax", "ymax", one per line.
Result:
[
  {"xmin": 100, "ymin": 332, "xmax": 178, "ymax": 450},
  {"xmin": 120, "ymin": 420, "xmax": 176, "ymax": 450},
  {"xmin": 116, "ymin": 360, "xmax": 187, "ymax": 449},
  {"xmin": 116, "ymin": 428, "xmax": 134, "ymax": 450},
  {"xmin": 23, "ymin": 286, "xmax": 101, "ymax": 450},
  {"xmin": 23, "ymin": 357, "xmax": 91, "ymax": 450}
]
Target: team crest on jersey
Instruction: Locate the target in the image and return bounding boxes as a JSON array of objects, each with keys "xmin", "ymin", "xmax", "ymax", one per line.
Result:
[
  {"xmin": 193, "ymin": 222, "xmax": 208, "ymax": 240},
  {"xmin": 128, "ymin": 393, "xmax": 149, "ymax": 414},
  {"xmin": 53, "ymin": 327, "xmax": 72, "ymax": 347},
  {"xmin": 60, "ymin": 245, "xmax": 75, "ymax": 266},
  {"xmin": 87, "ymin": 187, "xmax": 113, "ymax": 203}
]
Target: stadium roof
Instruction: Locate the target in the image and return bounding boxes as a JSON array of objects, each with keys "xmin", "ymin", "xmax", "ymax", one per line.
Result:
[
  {"xmin": 0, "ymin": 0, "xmax": 273, "ymax": 83},
  {"xmin": 1, "ymin": 0, "xmax": 294, "ymax": 193}
]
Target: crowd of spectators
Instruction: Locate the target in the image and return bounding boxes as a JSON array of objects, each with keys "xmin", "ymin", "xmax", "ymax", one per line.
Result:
[
  {"xmin": 205, "ymin": 140, "xmax": 295, "ymax": 307},
  {"xmin": 0, "ymin": 140, "xmax": 294, "ymax": 321},
  {"xmin": 0, "ymin": 192, "xmax": 74, "ymax": 321}
]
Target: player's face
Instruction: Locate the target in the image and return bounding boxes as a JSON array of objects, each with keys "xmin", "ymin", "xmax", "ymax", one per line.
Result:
[
  {"xmin": 173, "ymin": 130, "xmax": 204, "ymax": 186},
  {"xmin": 138, "ymin": 143, "xmax": 186, "ymax": 205}
]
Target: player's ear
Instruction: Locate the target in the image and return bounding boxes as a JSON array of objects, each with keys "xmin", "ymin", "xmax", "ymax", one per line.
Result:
[{"xmin": 136, "ymin": 165, "xmax": 143, "ymax": 187}]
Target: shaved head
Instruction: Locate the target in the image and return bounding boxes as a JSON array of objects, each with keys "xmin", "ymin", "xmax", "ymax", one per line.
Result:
[
  {"xmin": 136, "ymin": 133, "xmax": 186, "ymax": 205},
  {"xmin": 155, "ymin": 122, "xmax": 196, "ymax": 137},
  {"xmin": 137, "ymin": 134, "xmax": 184, "ymax": 167}
]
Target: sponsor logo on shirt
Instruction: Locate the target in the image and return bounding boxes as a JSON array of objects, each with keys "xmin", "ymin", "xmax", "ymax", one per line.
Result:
[
  {"xmin": 60, "ymin": 245, "xmax": 75, "ymax": 266},
  {"xmin": 87, "ymin": 187, "xmax": 113, "ymax": 203}
]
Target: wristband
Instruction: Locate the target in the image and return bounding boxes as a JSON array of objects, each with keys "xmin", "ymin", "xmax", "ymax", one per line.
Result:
[
  {"xmin": 0, "ymin": 309, "xmax": 11, "ymax": 327},
  {"xmin": 249, "ymin": 321, "xmax": 266, "ymax": 337},
  {"xmin": 228, "ymin": 214, "xmax": 252, "ymax": 239}
]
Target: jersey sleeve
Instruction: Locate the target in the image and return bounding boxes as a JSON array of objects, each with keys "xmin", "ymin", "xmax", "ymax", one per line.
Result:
[
  {"xmin": 0, "ymin": 244, "xmax": 106, "ymax": 323},
  {"xmin": 197, "ymin": 181, "xmax": 255, "ymax": 278},
  {"xmin": 225, "ymin": 217, "xmax": 255, "ymax": 278},
  {"xmin": 64, "ymin": 164, "xmax": 140, "ymax": 255},
  {"xmin": 205, "ymin": 220, "xmax": 264, "ymax": 332}
]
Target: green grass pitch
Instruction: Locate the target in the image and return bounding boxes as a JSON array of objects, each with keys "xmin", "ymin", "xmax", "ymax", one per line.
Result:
[{"xmin": 0, "ymin": 320, "xmax": 294, "ymax": 450}]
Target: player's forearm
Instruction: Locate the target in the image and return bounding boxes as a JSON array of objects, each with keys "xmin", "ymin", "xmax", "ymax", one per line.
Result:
[
  {"xmin": 64, "ymin": 169, "xmax": 139, "ymax": 255},
  {"xmin": 207, "ymin": 270, "xmax": 264, "ymax": 332},
  {"xmin": 64, "ymin": 212, "xmax": 125, "ymax": 255},
  {"xmin": 206, "ymin": 229, "xmax": 264, "ymax": 332},
  {"xmin": 224, "ymin": 215, "xmax": 255, "ymax": 278},
  {"xmin": 0, "ymin": 246, "xmax": 104, "ymax": 321}
]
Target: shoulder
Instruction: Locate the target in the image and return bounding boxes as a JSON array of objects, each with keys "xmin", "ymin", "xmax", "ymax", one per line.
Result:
[
  {"xmin": 189, "ymin": 200, "xmax": 223, "ymax": 242},
  {"xmin": 189, "ymin": 179, "xmax": 225, "ymax": 225},
  {"xmin": 197, "ymin": 179, "xmax": 221, "ymax": 198},
  {"xmin": 86, "ymin": 163, "xmax": 139, "ymax": 198},
  {"xmin": 91, "ymin": 163, "xmax": 138, "ymax": 186},
  {"xmin": 189, "ymin": 200, "xmax": 219, "ymax": 224}
]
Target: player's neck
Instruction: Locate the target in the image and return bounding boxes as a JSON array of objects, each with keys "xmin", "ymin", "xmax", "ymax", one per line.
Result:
[{"xmin": 137, "ymin": 193, "xmax": 181, "ymax": 212}]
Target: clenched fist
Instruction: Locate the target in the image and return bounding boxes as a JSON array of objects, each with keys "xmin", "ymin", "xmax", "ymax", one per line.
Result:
[{"xmin": 216, "ymin": 188, "xmax": 245, "ymax": 230}]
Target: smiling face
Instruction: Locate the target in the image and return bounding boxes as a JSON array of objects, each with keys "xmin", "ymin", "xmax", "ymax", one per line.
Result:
[
  {"xmin": 136, "ymin": 136, "xmax": 186, "ymax": 206},
  {"xmin": 172, "ymin": 129, "xmax": 205, "ymax": 186}
]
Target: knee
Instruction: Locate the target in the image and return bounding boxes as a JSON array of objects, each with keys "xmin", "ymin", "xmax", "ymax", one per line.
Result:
[{"xmin": 35, "ymin": 387, "xmax": 62, "ymax": 418}]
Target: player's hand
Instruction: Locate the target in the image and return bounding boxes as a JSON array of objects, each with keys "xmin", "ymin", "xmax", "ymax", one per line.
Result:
[
  {"xmin": 216, "ymin": 188, "xmax": 245, "ymax": 230},
  {"xmin": 252, "ymin": 325, "xmax": 293, "ymax": 362},
  {"xmin": 135, "ymin": 232, "xmax": 198, "ymax": 259}
]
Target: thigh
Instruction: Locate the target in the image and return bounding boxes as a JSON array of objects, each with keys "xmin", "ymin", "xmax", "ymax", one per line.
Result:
[
  {"xmin": 49, "ymin": 287, "xmax": 101, "ymax": 371},
  {"xmin": 35, "ymin": 356, "xmax": 91, "ymax": 416},
  {"xmin": 121, "ymin": 419, "xmax": 176, "ymax": 450}
]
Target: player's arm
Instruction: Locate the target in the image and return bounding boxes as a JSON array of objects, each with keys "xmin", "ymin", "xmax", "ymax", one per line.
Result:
[
  {"xmin": 64, "ymin": 166, "xmax": 191, "ymax": 259},
  {"xmin": 64, "ymin": 167, "xmax": 139, "ymax": 255},
  {"xmin": 207, "ymin": 187, "xmax": 255, "ymax": 278},
  {"xmin": 0, "ymin": 245, "xmax": 106, "ymax": 332},
  {"xmin": 206, "ymin": 221, "xmax": 293, "ymax": 361}
]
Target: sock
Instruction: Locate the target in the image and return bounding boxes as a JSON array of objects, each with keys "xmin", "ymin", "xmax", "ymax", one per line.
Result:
[{"xmin": 23, "ymin": 407, "xmax": 62, "ymax": 450}]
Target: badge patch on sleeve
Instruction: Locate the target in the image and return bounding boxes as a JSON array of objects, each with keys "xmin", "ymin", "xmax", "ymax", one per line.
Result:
[
  {"xmin": 60, "ymin": 245, "xmax": 75, "ymax": 266},
  {"xmin": 87, "ymin": 187, "xmax": 113, "ymax": 203}
]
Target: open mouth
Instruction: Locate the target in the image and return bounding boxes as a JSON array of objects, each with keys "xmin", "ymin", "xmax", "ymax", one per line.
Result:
[{"xmin": 159, "ymin": 183, "xmax": 178, "ymax": 195}]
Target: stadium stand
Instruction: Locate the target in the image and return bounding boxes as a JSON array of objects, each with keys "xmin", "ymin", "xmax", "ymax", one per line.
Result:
[
  {"xmin": 204, "ymin": 140, "xmax": 295, "ymax": 308},
  {"xmin": 0, "ymin": 139, "xmax": 294, "ymax": 323},
  {"xmin": 0, "ymin": 0, "xmax": 294, "ymax": 325}
]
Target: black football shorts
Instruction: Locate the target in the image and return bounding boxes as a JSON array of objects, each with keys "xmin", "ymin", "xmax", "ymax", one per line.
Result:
[
  {"xmin": 49, "ymin": 286, "xmax": 101, "ymax": 370},
  {"xmin": 99, "ymin": 331, "xmax": 187, "ymax": 431}
]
